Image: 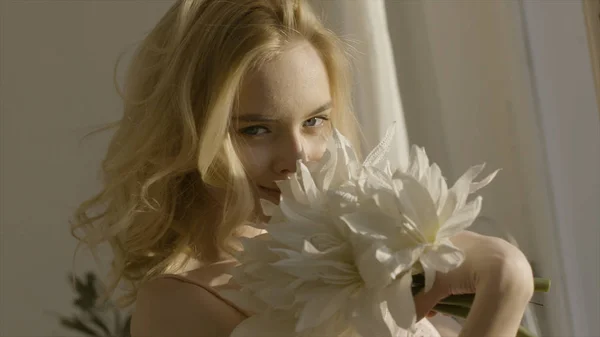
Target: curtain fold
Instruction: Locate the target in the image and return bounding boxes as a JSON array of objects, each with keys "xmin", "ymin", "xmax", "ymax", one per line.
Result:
[{"xmin": 309, "ymin": 0, "xmax": 410, "ymax": 169}]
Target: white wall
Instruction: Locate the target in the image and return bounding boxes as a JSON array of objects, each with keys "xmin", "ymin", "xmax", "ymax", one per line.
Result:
[{"xmin": 0, "ymin": 1, "xmax": 174, "ymax": 336}]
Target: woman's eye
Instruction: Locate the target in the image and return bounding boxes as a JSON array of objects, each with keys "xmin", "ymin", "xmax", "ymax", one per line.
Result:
[
  {"xmin": 240, "ymin": 126, "xmax": 269, "ymax": 136},
  {"xmin": 303, "ymin": 117, "xmax": 327, "ymax": 127}
]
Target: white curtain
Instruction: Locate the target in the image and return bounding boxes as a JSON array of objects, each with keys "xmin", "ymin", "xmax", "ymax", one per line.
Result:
[{"xmin": 309, "ymin": 0, "xmax": 410, "ymax": 170}]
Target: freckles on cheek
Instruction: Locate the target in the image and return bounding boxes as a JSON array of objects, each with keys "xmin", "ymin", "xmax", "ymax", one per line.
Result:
[{"xmin": 239, "ymin": 143, "xmax": 272, "ymax": 179}]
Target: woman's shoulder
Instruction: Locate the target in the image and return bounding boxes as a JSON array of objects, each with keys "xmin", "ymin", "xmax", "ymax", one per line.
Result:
[{"xmin": 130, "ymin": 260, "xmax": 246, "ymax": 337}]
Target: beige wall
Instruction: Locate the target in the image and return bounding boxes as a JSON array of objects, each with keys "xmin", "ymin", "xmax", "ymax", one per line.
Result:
[{"xmin": 0, "ymin": 2, "xmax": 173, "ymax": 336}]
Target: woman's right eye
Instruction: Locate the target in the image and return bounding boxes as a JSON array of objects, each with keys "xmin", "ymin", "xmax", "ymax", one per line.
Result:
[{"xmin": 239, "ymin": 125, "xmax": 269, "ymax": 136}]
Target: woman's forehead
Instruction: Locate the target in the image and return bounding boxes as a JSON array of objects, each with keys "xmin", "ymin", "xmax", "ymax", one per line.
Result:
[{"xmin": 235, "ymin": 42, "xmax": 332, "ymax": 121}]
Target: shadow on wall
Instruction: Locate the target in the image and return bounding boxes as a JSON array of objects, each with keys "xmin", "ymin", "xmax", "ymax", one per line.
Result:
[{"xmin": 50, "ymin": 272, "xmax": 131, "ymax": 337}]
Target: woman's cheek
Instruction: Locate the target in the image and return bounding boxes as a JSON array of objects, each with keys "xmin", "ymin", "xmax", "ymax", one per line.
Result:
[
  {"xmin": 305, "ymin": 134, "xmax": 329, "ymax": 162},
  {"xmin": 239, "ymin": 143, "xmax": 273, "ymax": 179}
]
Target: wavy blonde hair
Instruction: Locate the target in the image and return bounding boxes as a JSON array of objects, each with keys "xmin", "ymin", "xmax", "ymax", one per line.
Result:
[{"xmin": 71, "ymin": 0, "xmax": 360, "ymax": 307}]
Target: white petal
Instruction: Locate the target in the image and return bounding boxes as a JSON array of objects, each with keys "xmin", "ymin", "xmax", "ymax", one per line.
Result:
[
  {"xmin": 436, "ymin": 169, "xmax": 449, "ymax": 216},
  {"xmin": 332, "ymin": 129, "xmax": 359, "ymax": 183},
  {"xmin": 407, "ymin": 146, "xmax": 430, "ymax": 181},
  {"xmin": 438, "ymin": 189, "xmax": 457, "ymax": 225},
  {"xmin": 407, "ymin": 146, "xmax": 420, "ymax": 178},
  {"xmin": 272, "ymin": 258, "xmax": 355, "ymax": 282},
  {"xmin": 277, "ymin": 174, "xmax": 309, "ymax": 205},
  {"xmin": 259, "ymin": 198, "xmax": 277, "ymax": 216},
  {"xmin": 420, "ymin": 258, "xmax": 437, "ymax": 293},
  {"xmin": 416, "ymin": 147, "xmax": 430, "ymax": 178},
  {"xmin": 277, "ymin": 198, "xmax": 325, "ymax": 228},
  {"xmin": 341, "ymin": 211, "xmax": 397, "ymax": 240},
  {"xmin": 351, "ymin": 291, "xmax": 397, "ymax": 337},
  {"xmin": 307, "ymin": 149, "xmax": 335, "ymax": 191},
  {"xmin": 326, "ymin": 184, "xmax": 359, "ymax": 214},
  {"xmin": 426, "ymin": 163, "xmax": 443, "ymax": 206},
  {"xmin": 355, "ymin": 241, "xmax": 422, "ymax": 290},
  {"xmin": 385, "ymin": 272, "xmax": 417, "ymax": 330},
  {"xmin": 421, "ymin": 240, "xmax": 465, "ymax": 273},
  {"xmin": 298, "ymin": 161, "xmax": 320, "ymax": 204},
  {"xmin": 363, "ymin": 124, "xmax": 396, "ymax": 168},
  {"xmin": 450, "ymin": 164, "xmax": 485, "ymax": 210},
  {"xmin": 296, "ymin": 285, "xmax": 357, "ymax": 332},
  {"xmin": 393, "ymin": 172, "xmax": 439, "ymax": 241},
  {"xmin": 359, "ymin": 166, "xmax": 393, "ymax": 196},
  {"xmin": 355, "ymin": 241, "xmax": 395, "ymax": 289},
  {"xmin": 437, "ymin": 196, "xmax": 482, "ymax": 238},
  {"xmin": 470, "ymin": 168, "xmax": 500, "ymax": 193}
]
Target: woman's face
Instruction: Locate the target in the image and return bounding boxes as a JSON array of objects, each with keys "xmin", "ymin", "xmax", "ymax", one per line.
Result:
[{"xmin": 232, "ymin": 41, "xmax": 333, "ymax": 205}]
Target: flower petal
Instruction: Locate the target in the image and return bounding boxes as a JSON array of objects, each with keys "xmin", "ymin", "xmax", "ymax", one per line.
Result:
[
  {"xmin": 298, "ymin": 161, "xmax": 321, "ymax": 205},
  {"xmin": 393, "ymin": 172, "xmax": 439, "ymax": 241},
  {"xmin": 363, "ymin": 124, "xmax": 396, "ymax": 168},
  {"xmin": 426, "ymin": 163, "xmax": 443, "ymax": 206},
  {"xmin": 421, "ymin": 240, "xmax": 465, "ymax": 274},
  {"xmin": 341, "ymin": 211, "xmax": 398, "ymax": 240},
  {"xmin": 385, "ymin": 272, "xmax": 417, "ymax": 330},
  {"xmin": 355, "ymin": 241, "xmax": 422, "ymax": 290},
  {"xmin": 351, "ymin": 291, "xmax": 397, "ymax": 337},
  {"xmin": 437, "ymin": 196, "xmax": 482, "ymax": 239},
  {"xmin": 470, "ymin": 168, "xmax": 500, "ymax": 193},
  {"xmin": 296, "ymin": 285, "xmax": 357, "ymax": 332},
  {"xmin": 420, "ymin": 258, "xmax": 437, "ymax": 294},
  {"xmin": 450, "ymin": 163, "xmax": 484, "ymax": 210}
]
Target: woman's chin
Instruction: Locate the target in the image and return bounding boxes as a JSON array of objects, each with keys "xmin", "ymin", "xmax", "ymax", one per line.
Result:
[{"xmin": 258, "ymin": 186, "xmax": 281, "ymax": 204}]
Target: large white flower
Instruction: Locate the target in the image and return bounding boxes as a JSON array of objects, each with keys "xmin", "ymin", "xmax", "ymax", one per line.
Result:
[
  {"xmin": 344, "ymin": 145, "xmax": 499, "ymax": 294},
  {"xmin": 222, "ymin": 126, "xmax": 498, "ymax": 337}
]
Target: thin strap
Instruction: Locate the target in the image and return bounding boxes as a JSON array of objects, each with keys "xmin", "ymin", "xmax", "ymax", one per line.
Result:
[{"xmin": 153, "ymin": 274, "xmax": 249, "ymax": 318}]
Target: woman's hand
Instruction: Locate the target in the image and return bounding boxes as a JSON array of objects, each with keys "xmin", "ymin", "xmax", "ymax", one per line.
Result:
[{"xmin": 414, "ymin": 231, "xmax": 534, "ymax": 337}]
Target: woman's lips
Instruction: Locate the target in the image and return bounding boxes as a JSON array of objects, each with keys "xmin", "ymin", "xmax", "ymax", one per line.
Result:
[{"xmin": 259, "ymin": 186, "xmax": 281, "ymax": 199}]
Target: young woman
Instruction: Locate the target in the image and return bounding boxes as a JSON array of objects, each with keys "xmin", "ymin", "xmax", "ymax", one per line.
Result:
[{"xmin": 72, "ymin": 1, "xmax": 534, "ymax": 336}]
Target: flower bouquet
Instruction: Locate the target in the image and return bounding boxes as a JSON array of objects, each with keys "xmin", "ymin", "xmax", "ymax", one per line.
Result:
[{"xmin": 222, "ymin": 127, "xmax": 551, "ymax": 337}]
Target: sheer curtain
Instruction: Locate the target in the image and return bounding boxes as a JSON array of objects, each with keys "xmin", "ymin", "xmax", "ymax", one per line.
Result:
[{"xmin": 309, "ymin": 0, "xmax": 409, "ymax": 169}]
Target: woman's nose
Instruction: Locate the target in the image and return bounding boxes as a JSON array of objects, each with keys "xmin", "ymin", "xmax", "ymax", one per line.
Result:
[{"xmin": 272, "ymin": 133, "xmax": 305, "ymax": 176}]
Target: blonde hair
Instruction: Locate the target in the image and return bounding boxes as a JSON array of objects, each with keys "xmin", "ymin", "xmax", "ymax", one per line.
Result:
[{"xmin": 71, "ymin": 0, "xmax": 360, "ymax": 307}]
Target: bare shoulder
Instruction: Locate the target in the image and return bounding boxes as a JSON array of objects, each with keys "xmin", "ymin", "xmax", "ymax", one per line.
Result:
[{"xmin": 130, "ymin": 276, "xmax": 246, "ymax": 337}]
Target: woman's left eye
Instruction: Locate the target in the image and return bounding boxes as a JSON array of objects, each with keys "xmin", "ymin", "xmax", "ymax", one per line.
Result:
[{"xmin": 303, "ymin": 117, "xmax": 327, "ymax": 127}]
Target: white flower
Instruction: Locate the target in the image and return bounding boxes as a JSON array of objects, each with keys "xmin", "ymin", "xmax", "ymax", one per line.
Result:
[
  {"xmin": 222, "ymin": 126, "xmax": 498, "ymax": 337},
  {"xmin": 344, "ymin": 145, "xmax": 499, "ymax": 294}
]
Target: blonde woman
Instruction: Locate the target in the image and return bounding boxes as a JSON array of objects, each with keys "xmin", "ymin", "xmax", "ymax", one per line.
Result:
[{"xmin": 72, "ymin": 1, "xmax": 534, "ymax": 336}]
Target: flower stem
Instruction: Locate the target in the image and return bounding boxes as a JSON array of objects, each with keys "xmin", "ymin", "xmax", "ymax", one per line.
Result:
[
  {"xmin": 432, "ymin": 303, "xmax": 536, "ymax": 337},
  {"xmin": 436, "ymin": 277, "xmax": 550, "ymax": 308}
]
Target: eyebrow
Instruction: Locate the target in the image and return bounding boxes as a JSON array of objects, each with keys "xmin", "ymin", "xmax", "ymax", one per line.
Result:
[{"xmin": 235, "ymin": 101, "xmax": 333, "ymax": 122}]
